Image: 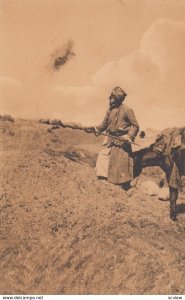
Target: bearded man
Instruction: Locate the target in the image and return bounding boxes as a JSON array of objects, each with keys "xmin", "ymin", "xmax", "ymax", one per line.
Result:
[{"xmin": 86, "ymin": 87, "xmax": 139, "ymax": 188}]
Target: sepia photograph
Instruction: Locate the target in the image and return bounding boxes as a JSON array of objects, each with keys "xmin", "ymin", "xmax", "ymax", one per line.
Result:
[{"xmin": 0, "ymin": 0, "xmax": 185, "ymax": 297}]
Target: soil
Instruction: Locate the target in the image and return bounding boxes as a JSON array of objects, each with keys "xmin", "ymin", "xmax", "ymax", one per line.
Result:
[{"xmin": 0, "ymin": 119, "xmax": 185, "ymax": 295}]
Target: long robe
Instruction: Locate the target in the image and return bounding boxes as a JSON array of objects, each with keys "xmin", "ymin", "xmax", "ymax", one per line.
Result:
[{"xmin": 95, "ymin": 103, "xmax": 139, "ymax": 184}]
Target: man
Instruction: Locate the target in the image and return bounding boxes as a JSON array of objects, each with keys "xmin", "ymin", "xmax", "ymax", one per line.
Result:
[{"xmin": 86, "ymin": 87, "xmax": 139, "ymax": 188}]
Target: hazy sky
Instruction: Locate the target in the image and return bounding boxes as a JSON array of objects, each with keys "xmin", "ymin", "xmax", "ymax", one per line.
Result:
[{"xmin": 0, "ymin": 0, "xmax": 185, "ymax": 129}]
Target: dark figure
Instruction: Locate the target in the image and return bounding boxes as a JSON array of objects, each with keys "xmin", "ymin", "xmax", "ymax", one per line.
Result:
[{"xmin": 133, "ymin": 133, "xmax": 185, "ymax": 221}]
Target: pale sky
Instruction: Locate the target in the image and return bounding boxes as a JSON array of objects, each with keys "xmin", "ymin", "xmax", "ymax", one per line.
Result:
[{"xmin": 0, "ymin": 0, "xmax": 185, "ymax": 129}]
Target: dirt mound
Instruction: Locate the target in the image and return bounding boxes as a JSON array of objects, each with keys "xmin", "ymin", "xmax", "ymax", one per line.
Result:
[{"xmin": 0, "ymin": 119, "xmax": 185, "ymax": 295}]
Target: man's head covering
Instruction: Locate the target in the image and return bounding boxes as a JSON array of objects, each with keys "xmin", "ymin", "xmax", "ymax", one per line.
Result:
[{"xmin": 109, "ymin": 87, "xmax": 127, "ymax": 100}]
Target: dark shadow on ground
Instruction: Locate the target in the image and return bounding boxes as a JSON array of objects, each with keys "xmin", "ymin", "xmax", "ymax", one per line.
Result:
[{"xmin": 177, "ymin": 203, "xmax": 185, "ymax": 214}]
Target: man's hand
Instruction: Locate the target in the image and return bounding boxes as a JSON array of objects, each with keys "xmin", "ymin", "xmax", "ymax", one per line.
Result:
[
  {"xmin": 119, "ymin": 134, "xmax": 132, "ymax": 143},
  {"xmin": 84, "ymin": 127, "xmax": 100, "ymax": 136}
]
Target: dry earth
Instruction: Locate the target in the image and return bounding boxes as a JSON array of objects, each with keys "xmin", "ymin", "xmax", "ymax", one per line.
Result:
[{"xmin": 0, "ymin": 119, "xmax": 185, "ymax": 295}]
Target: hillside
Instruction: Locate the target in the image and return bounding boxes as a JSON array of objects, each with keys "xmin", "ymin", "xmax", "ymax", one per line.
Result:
[{"xmin": 0, "ymin": 119, "xmax": 185, "ymax": 295}]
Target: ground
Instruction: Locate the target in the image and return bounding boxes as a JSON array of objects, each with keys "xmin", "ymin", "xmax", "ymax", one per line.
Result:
[{"xmin": 0, "ymin": 119, "xmax": 185, "ymax": 295}]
